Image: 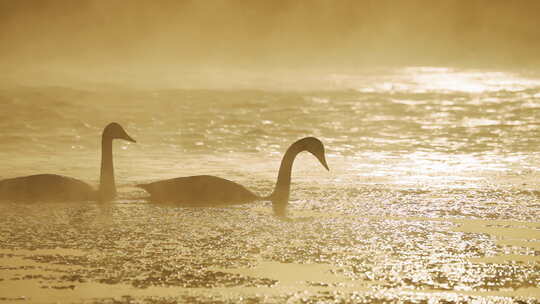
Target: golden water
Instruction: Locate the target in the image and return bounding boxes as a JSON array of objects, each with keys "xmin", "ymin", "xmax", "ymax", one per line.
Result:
[{"xmin": 1, "ymin": 67, "xmax": 539, "ymax": 303}]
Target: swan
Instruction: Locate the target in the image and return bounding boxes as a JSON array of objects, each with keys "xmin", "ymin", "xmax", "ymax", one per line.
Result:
[
  {"xmin": 0, "ymin": 122, "xmax": 136, "ymax": 202},
  {"xmin": 136, "ymin": 137, "xmax": 329, "ymax": 216}
]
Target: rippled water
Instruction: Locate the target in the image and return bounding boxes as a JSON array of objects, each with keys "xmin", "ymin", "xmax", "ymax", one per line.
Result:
[{"xmin": 0, "ymin": 67, "xmax": 539, "ymax": 303}]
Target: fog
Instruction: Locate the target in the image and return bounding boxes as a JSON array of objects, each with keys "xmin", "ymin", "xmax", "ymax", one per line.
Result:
[
  {"xmin": 2, "ymin": 0, "xmax": 539, "ymax": 74},
  {"xmin": 2, "ymin": 2, "xmax": 540, "ymax": 303}
]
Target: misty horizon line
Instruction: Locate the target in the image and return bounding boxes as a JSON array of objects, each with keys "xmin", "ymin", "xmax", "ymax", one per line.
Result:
[
  {"xmin": 2, "ymin": 65, "xmax": 540, "ymax": 94},
  {"xmin": 2, "ymin": 1, "xmax": 540, "ymax": 69}
]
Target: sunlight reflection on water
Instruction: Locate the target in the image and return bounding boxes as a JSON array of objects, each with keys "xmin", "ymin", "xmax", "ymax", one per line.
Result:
[
  {"xmin": 339, "ymin": 67, "xmax": 540, "ymax": 94},
  {"xmin": 0, "ymin": 67, "xmax": 539, "ymax": 303}
]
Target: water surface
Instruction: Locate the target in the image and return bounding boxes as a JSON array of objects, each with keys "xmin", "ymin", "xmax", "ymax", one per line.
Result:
[{"xmin": 1, "ymin": 67, "xmax": 539, "ymax": 303}]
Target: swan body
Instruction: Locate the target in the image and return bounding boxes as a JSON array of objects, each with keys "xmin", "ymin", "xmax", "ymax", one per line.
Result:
[
  {"xmin": 0, "ymin": 174, "xmax": 95, "ymax": 201},
  {"xmin": 137, "ymin": 137, "xmax": 329, "ymax": 216},
  {"xmin": 0, "ymin": 122, "xmax": 135, "ymax": 202},
  {"xmin": 137, "ymin": 175, "xmax": 259, "ymax": 206}
]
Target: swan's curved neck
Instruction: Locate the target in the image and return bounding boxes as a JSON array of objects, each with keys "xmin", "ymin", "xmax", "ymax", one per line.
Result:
[
  {"xmin": 270, "ymin": 144, "xmax": 301, "ymax": 216},
  {"xmin": 99, "ymin": 136, "xmax": 115, "ymax": 201}
]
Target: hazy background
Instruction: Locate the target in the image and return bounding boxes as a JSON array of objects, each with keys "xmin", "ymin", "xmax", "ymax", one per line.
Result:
[
  {"xmin": 1, "ymin": 0, "xmax": 540, "ymax": 88},
  {"xmin": 1, "ymin": 2, "xmax": 540, "ymax": 302}
]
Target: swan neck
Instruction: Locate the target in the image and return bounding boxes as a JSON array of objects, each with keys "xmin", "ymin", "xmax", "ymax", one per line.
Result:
[
  {"xmin": 271, "ymin": 145, "xmax": 300, "ymax": 214},
  {"xmin": 99, "ymin": 136, "xmax": 115, "ymax": 200}
]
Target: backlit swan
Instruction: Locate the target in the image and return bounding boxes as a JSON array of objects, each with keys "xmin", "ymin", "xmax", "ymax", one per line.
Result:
[
  {"xmin": 0, "ymin": 122, "xmax": 136, "ymax": 202},
  {"xmin": 136, "ymin": 137, "xmax": 329, "ymax": 216}
]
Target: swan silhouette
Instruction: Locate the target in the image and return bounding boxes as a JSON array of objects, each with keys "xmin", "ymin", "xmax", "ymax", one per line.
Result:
[
  {"xmin": 136, "ymin": 137, "xmax": 329, "ymax": 216},
  {"xmin": 0, "ymin": 122, "xmax": 136, "ymax": 202}
]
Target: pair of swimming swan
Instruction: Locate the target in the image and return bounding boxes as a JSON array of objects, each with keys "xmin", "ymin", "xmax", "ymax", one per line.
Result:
[{"xmin": 0, "ymin": 122, "xmax": 329, "ymax": 216}]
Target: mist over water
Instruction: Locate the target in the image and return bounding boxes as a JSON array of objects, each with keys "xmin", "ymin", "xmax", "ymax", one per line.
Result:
[
  {"xmin": 2, "ymin": 0, "xmax": 540, "ymax": 68},
  {"xmin": 1, "ymin": 67, "xmax": 540, "ymax": 303},
  {"xmin": 1, "ymin": 1, "xmax": 540, "ymax": 303},
  {"xmin": 2, "ymin": 67, "xmax": 540, "ymax": 189}
]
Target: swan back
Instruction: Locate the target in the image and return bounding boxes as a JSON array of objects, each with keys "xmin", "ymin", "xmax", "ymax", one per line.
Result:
[
  {"xmin": 137, "ymin": 175, "xmax": 259, "ymax": 206},
  {"xmin": 0, "ymin": 174, "xmax": 95, "ymax": 201}
]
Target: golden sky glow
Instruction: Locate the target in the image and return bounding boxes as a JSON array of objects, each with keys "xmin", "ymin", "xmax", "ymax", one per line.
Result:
[{"xmin": 1, "ymin": 0, "xmax": 540, "ymax": 69}]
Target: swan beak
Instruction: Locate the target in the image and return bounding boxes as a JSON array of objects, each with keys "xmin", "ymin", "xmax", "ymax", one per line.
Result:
[
  {"xmin": 124, "ymin": 134, "xmax": 136, "ymax": 143},
  {"xmin": 319, "ymin": 155, "xmax": 330, "ymax": 171}
]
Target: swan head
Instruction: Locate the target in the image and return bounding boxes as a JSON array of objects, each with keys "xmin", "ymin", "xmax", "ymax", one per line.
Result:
[
  {"xmin": 295, "ymin": 137, "xmax": 329, "ymax": 171},
  {"xmin": 103, "ymin": 122, "xmax": 136, "ymax": 143}
]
